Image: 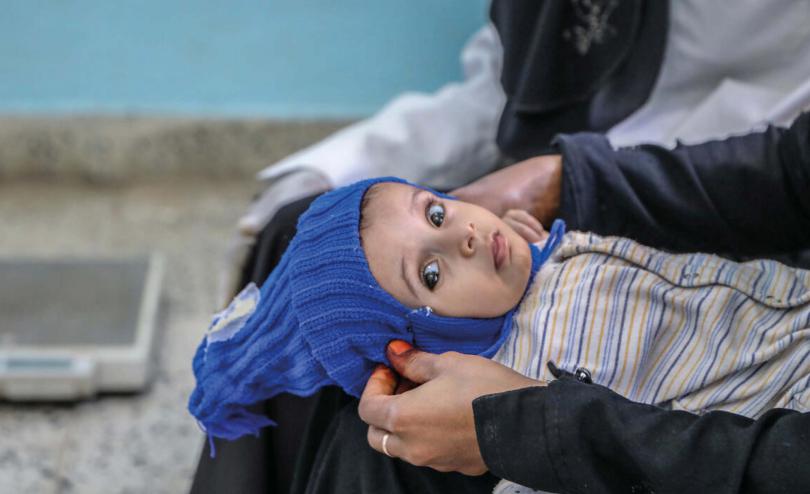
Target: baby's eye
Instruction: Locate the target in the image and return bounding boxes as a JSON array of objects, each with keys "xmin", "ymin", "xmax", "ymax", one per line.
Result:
[
  {"xmin": 426, "ymin": 203, "xmax": 445, "ymax": 227},
  {"xmin": 421, "ymin": 261, "xmax": 440, "ymax": 290}
]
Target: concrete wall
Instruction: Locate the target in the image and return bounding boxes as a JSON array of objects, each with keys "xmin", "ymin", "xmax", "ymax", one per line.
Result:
[{"xmin": 0, "ymin": 116, "xmax": 349, "ymax": 180}]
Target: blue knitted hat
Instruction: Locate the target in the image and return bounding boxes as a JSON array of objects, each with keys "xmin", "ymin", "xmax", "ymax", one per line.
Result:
[{"xmin": 188, "ymin": 176, "xmax": 565, "ymax": 452}]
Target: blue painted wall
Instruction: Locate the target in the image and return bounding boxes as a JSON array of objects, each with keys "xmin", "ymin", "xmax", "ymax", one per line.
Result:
[{"xmin": 0, "ymin": 0, "xmax": 488, "ymax": 118}]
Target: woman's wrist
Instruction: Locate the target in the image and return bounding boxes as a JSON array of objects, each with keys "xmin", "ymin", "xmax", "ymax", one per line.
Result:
[{"xmin": 527, "ymin": 154, "xmax": 562, "ymax": 225}]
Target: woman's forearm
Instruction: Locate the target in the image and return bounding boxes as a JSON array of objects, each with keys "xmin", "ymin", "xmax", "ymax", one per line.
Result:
[
  {"xmin": 555, "ymin": 112, "xmax": 810, "ymax": 257},
  {"xmin": 474, "ymin": 376, "xmax": 810, "ymax": 493}
]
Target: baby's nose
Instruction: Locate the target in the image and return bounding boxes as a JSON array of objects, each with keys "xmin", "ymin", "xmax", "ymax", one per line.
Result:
[{"xmin": 459, "ymin": 223, "xmax": 476, "ymax": 256}]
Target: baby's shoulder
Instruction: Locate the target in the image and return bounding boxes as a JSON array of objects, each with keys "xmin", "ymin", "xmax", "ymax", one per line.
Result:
[
  {"xmin": 558, "ymin": 230, "xmax": 615, "ymax": 251},
  {"xmin": 552, "ymin": 231, "xmax": 655, "ymax": 263}
]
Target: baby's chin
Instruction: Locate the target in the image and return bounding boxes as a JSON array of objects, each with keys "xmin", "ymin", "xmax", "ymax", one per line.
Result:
[
  {"xmin": 508, "ymin": 234, "xmax": 533, "ymax": 285},
  {"xmin": 503, "ymin": 224, "xmax": 532, "ymax": 259}
]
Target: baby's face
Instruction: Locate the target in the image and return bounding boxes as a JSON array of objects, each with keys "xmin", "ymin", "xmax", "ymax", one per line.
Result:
[{"xmin": 361, "ymin": 182, "xmax": 532, "ymax": 318}]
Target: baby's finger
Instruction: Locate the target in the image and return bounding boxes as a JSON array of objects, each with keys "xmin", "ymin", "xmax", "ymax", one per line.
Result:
[
  {"xmin": 506, "ymin": 209, "xmax": 547, "ymax": 239},
  {"xmin": 504, "ymin": 216, "xmax": 542, "ymax": 243},
  {"xmin": 512, "ymin": 209, "xmax": 547, "ymax": 237}
]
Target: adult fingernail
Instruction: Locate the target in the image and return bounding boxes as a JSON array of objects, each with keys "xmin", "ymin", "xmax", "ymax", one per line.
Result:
[{"xmin": 388, "ymin": 340, "xmax": 413, "ymax": 356}]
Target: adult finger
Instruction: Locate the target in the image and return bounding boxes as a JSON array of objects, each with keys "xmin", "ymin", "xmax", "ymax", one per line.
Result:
[
  {"xmin": 367, "ymin": 425, "xmax": 404, "ymax": 459},
  {"xmin": 364, "ymin": 364, "xmax": 398, "ymax": 397},
  {"xmin": 394, "ymin": 376, "xmax": 418, "ymax": 395},
  {"xmin": 358, "ymin": 364, "xmax": 398, "ymax": 426},
  {"xmin": 386, "ymin": 340, "xmax": 441, "ymax": 385}
]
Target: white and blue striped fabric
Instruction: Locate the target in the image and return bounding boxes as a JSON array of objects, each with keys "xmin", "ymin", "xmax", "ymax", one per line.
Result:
[
  {"xmin": 493, "ymin": 232, "xmax": 810, "ymax": 494},
  {"xmin": 496, "ymin": 231, "xmax": 810, "ymax": 416}
]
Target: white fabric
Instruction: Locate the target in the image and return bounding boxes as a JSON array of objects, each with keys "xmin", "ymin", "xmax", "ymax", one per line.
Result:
[
  {"xmin": 238, "ymin": 168, "xmax": 331, "ymax": 235},
  {"xmin": 607, "ymin": 0, "xmax": 810, "ymax": 147}
]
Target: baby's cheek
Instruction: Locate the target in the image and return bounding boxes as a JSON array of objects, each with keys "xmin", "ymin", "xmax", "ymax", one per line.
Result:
[{"xmin": 477, "ymin": 281, "xmax": 518, "ymax": 317}]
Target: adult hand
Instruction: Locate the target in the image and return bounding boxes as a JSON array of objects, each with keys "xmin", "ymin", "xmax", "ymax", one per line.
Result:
[
  {"xmin": 452, "ymin": 154, "xmax": 563, "ymax": 226},
  {"xmin": 359, "ymin": 341, "xmax": 545, "ymax": 475}
]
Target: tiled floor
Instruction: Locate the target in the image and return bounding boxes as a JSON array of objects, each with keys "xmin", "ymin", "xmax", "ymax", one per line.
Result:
[{"xmin": 0, "ymin": 178, "xmax": 258, "ymax": 493}]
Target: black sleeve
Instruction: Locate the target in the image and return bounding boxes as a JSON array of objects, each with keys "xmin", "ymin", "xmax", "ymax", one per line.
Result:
[
  {"xmin": 473, "ymin": 379, "xmax": 810, "ymax": 494},
  {"xmin": 554, "ymin": 112, "xmax": 810, "ymax": 258}
]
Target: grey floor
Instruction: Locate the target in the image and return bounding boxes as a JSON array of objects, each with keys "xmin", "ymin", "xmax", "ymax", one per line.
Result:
[{"xmin": 0, "ymin": 178, "xmax": 258, "ymax": 493}]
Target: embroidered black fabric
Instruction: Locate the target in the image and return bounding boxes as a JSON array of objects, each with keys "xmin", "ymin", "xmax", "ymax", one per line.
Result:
[{"xmin": 491, "ymin": 0, "xmax": 669, "ymax": 159}]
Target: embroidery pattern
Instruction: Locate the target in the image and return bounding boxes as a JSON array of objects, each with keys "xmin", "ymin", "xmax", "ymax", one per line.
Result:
[{"xmin": 563, "ymin": 0, "xmax": 619, "ymax": 55}]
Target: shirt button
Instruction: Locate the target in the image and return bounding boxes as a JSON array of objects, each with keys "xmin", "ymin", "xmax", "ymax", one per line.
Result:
[{"xmin": 574, "ymin": 367, "xmax": 592, "ymax": 384}]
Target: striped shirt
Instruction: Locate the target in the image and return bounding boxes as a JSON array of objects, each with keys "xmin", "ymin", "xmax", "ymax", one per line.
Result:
[{"xmin": 494, "ymin": 231, "xmax": 810, "ymax": 417}]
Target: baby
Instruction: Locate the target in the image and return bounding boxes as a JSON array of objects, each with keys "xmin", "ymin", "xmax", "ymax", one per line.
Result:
[{"xmin": 189, "ymin": 177, "xmax": 810, "ymax": 457}]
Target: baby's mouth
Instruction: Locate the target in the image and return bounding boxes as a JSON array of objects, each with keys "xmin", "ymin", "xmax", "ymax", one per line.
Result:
[{"xmin": 491, "ymin": 231, "xmax": 508, "ymax": 270}]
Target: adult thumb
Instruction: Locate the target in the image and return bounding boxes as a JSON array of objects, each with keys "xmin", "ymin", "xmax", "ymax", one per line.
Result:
[{"xmin": 386, "ymin": 340, "xmax": 440, "ymax": 385}]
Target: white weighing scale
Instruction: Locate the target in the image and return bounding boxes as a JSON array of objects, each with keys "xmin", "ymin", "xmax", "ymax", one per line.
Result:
[{"xmin": 0, "ymin": 255, "xmax": 164, "ymax": 400}]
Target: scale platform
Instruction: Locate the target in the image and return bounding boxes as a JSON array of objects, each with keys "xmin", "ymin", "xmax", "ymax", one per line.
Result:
[{"xmin": 0, "ymin": 255, "xmax": 164, "ymax": 401}]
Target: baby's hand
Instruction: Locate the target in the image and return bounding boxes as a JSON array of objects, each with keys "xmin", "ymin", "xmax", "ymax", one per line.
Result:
[{"xmin": 502, "ymin": 209, "xmax": 548, "ymax": 244}]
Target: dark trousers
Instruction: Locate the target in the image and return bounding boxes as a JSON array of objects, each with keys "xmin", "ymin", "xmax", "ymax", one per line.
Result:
[{"xmin": 189, "ymin": 194, "xmax": 499, "ymax": 493}]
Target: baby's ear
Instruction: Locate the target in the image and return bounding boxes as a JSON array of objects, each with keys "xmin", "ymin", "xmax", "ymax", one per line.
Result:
[{"xmin": 501, "ymin": 209, "xmax": 548, "ymax": 244}]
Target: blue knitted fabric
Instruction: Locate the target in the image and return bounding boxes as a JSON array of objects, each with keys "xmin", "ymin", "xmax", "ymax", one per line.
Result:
[{"xmin": 188, "ymin": 176, "xmax": 565, "ymax": 453}]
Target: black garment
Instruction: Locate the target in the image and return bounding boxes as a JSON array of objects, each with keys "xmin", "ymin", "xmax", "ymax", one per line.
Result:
[
  {"xmin": 492, "ymin": 0, "xmax": 669, "ymax": 160},
  {"xmin": 554, "ymin": 112, "xmax": 810, "ymax": 262},
  {"xmin": 304, "ymin": 402, "xmax": 499, "ymax": 494},
  {"xmin": 474, "ymin": 374, "xmax": 810, "ymax": 494},
  {"xmin": 190, "ymin": 388, "xmax": 351, "ymax": 494}
]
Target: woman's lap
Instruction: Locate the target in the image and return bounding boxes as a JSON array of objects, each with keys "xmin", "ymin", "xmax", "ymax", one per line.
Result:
[{"xmin": 303, "ymin": 402, "xmax": 499, "ymax": 494}]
